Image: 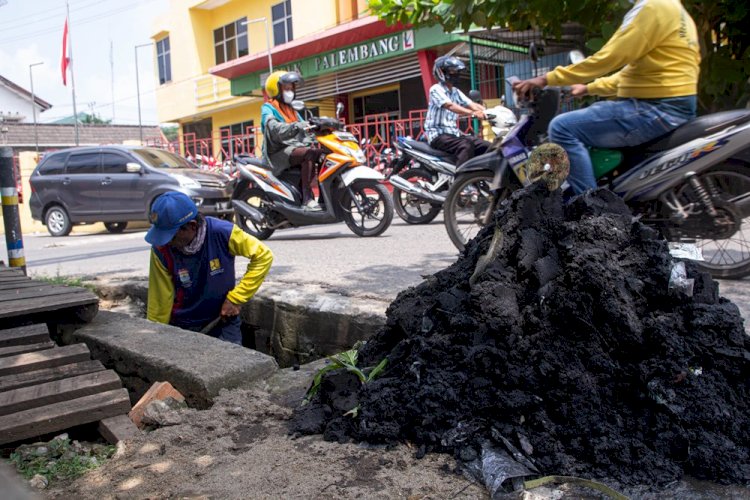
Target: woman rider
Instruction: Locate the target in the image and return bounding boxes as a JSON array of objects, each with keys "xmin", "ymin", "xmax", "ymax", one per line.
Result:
[{"xmin": 261, "ymin": 71, "xmax": 325, "ymax": 210}]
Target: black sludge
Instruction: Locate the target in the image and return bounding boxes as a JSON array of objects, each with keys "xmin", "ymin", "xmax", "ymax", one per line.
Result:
[{"xmin": 292, "ymin": 184, "xmax": 750, "ymax": 488}]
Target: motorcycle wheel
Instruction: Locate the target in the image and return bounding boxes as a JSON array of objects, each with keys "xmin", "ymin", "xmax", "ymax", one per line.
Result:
[
  {"xmin": 342, "ymin": 181, "xmax": 394, "ymax": 237},
  {"xmin": 674, "ymin": 162, "xmax": 750, "ymax": 279},
  {"xmin": 234, "ymin": 187, "xmax": 275, "ymax": 240},
  {"xmin": 392, "ymin": 167, "xmax": 443, "ymax": 225},
  {"xmin": 444, "ymin": 171, "xmax": 512, "ymax": 251}
]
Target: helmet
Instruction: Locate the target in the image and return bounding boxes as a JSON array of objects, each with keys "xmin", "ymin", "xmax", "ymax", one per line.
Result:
[
  {"xmin": 433, "ymin": 56, "xmax": 466, "ymax": 84},
  {"xmin": 264, "ymin": 71, "xmax": 303, "ymax": 99},
  {"xmin": 526, "ymin": 143, "xmax": 570, "ymax": 191}
]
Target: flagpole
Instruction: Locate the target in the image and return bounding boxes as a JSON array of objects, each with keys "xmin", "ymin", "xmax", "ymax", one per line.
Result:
[{"xmin": 65, "ymin": 0, "xmax": 79, "ymax": 145}]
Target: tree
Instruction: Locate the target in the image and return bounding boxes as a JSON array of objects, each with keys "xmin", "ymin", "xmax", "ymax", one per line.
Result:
[{"xmin": 369, "ymin": 0, "xmax": 750, "ymax": 111}]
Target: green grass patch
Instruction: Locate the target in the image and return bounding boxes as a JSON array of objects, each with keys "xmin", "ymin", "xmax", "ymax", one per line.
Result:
[
  {"xmin": 35, "ymin": 274, "xmax": 96, "ymax": 291},
  {"xmin": 8, "ymin": 436, "xmax": 115, "ymax": 483}
]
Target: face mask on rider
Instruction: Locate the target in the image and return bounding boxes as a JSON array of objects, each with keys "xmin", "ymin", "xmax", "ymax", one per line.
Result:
[
  {"xmin": 282, "ymin": 90, "xmax": 295, "ymax": 104},
  {"xmin": 447, "ymin": 73, "xmax": 461, "ymax": 86}
]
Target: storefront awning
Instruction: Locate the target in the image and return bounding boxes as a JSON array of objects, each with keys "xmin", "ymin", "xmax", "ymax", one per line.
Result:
[{"xmin": 210, "ymin": 16, "xmax": 407, "ymax": 80}]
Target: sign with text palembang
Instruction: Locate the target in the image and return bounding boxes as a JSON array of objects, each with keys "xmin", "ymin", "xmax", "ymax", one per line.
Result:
[{"xmin": 311, "ymin": 30, "xmax": 415, "ymax": 74}]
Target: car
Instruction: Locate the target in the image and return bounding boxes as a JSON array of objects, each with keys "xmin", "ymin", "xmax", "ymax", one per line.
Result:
[{"xmin": 29, "ymin": 145, "xmax": 234, "ymax": 237}]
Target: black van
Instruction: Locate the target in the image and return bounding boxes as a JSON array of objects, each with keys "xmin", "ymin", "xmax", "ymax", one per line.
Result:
[{"xmin": 29, "ymin": 145, "xmax": 233, "ymax": 236}]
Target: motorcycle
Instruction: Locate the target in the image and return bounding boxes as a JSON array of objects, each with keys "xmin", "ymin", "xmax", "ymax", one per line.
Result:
[
  {"xmin": 443, "ymin": 75, "xmax": 750, "ymax": 279},
  {"xmin": 388, "ymin": 101, "xmax": 517, "ymax": 224},
  {"xmin": 231, "ymin": 102, "xmax": 394, "ymax": 240}
]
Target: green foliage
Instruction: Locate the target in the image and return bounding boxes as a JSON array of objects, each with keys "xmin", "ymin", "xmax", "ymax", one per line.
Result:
[
  {"xmin": 304, "ymin": 344, "xmax": 389, "ymax": 404},
  {"xmin": 369, "ymin": 0, "xmax": 750, "ymax": 111},
  {"xmin": 8, "ymin": 436, "xmax": 115, "ymax": 484},
  {"xmin": 161, "ymin": 125, "xmax": 179, "ymax": 142},
  {"xmin": 36, "ymin": 274, "xmax": 96, "ymax": 292}
]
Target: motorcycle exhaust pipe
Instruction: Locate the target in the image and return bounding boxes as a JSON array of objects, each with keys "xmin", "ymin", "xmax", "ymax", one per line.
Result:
[
  {"xmin": 389, "ymin": 175, "xmax": 446, "ymax": 204},
  {"xmin": 231, "ymin": 199, "xmax": 265, "ymax": 224}
]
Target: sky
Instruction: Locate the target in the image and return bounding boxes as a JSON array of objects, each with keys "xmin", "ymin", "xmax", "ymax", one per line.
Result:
[{"xmin": 0, "ymin": 0, "xmax": 170, "ymax": 125}]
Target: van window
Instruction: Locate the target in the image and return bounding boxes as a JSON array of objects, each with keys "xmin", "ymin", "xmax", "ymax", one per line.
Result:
[
  {"xmin": 66, "ymin": 153, "xmax": 100, "ymax": 174},
  {"xmin": 132, "ymin": 149, "xmax": 192, "ymax": 169},
  {"xmin": 101, "ymin": 152, "xmax": 132, "ymax": 174},
  {"xmin": 37, "ymin": 153, "xmax": 67, "ymax": 175}
]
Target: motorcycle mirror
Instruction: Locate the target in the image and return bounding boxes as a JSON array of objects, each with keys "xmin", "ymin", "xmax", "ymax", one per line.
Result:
[
  {"xmin": 468, "ymin": 89, "xmax": 483, "ymax": 103},
  {"xmin": 529, "ymin": 42, "xmax": 539, "ymax": 63},
  {"xmin": 335, "ymin": 102, "xmax": 345, "ymax": 118},
  {"xmin": 291, "ymin": 100, "xmax": 305, "ymax": 112},
  {"xmin": 569, "ymin": 50, "xmax": 585, "ymax": 64}
]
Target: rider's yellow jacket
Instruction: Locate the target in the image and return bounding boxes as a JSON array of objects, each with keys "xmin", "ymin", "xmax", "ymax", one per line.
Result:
[{"xmin": 546, "ymin": 0, "xmax": 700, "ymax": 99}]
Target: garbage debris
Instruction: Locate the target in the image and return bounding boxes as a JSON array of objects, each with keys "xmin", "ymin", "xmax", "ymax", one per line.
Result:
[{"xmin": 292, "ymin": 184, "xmax": 750, "ymax": 492}]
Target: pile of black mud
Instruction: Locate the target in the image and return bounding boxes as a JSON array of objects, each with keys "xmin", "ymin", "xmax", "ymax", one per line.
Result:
[{"xmin": 292, "ymin": 184, "xmax": 750, "ymax": 489}]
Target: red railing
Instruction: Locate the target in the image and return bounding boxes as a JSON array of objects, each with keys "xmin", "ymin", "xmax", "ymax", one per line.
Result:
[{"xmin": 146, "ymin": 109, "xmax": 477, "ymax": 169}]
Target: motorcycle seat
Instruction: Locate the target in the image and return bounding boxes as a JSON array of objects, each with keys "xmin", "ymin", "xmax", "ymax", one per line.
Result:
[
  {"xmin": 403, "ymin": 139, "xmax": 456, "ymax": 161},
  {"xmin": 645, "ymin": 109, "xmax": 750, "ymax": 153}
]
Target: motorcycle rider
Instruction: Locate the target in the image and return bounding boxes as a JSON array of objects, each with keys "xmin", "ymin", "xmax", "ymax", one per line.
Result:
[
  {"xmin": 261, "ymin": 71, "xmax": 325, "ymax": 210},
  {"xmin": 514, "ymin": 0, "xmax": 700, "ymax": 194},
  {"xmin": 424, "ymin": 56, "xmax": 490, "ymax": 166}
]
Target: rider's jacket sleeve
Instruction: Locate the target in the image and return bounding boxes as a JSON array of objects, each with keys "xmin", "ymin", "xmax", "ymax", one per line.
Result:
[
  {"xmin": 265, "ymin": 117, "xmax": 302, "ymax": 142},
  {"xmin": 147, "ymin": 249, "xmax": 174, "ymax": 324},
  {"xmin": 545, "ymin": 0, "xmax": 699, "ymax": 99},
  {"xmin": 225, "ymin": 226, "xmax": 274, "ymax": 305},
  {"xmin": 588, "ymin": 71, "xmax": 621, "ymax": 97}
]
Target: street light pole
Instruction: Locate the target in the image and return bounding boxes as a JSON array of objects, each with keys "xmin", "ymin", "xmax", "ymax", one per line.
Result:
[
  {"xmin": 29, "ymin": 62, "xmax": 44, "ymax": 154},
  {"xmin": 134, "ymin": 43, "xmax": 151, "ymax": 144},
  {"xmin": 243, "ymin": 17, "xmax": 273, "ymax": 73}
]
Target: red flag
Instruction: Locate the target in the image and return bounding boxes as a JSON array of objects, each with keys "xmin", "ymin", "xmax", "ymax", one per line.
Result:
[{"xmin": 61, "ymin": 18, "xmax": 69, "ymax": 86}]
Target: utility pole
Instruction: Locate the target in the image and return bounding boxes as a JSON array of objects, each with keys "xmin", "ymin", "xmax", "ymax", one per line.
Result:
[{"xmin": 134, "ymin": 43, "xmax": 152, "ymax": 144}]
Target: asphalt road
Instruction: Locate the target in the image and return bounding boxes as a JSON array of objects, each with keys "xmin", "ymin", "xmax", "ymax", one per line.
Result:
[
  {"xmin": 11, "ymin": 215, "xmax": 750, "ymax": 325},
  {"xmin": 16, "ymin": 216, "xmax": 459, "ymax": 302}
]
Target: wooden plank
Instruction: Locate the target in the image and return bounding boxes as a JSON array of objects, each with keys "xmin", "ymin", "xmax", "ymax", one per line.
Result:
[
  {"xmin": 0, "ymin": 285, "xmax": 85, "ymax": 302},
  {"xmin": 0, "ymin": 324, "xmax": 50, "ymax": 347},
  {"xmin": 0, "ymin": 370, "xmax": 122, "ymax": 416},
  {"xmin": 0, "ymin": 344, "xmax": 90, "ymax": 376},
  {"xmin": 0, "ymin": 341, "xmax": 55, "ymax": 358},
  {"xmin": 98, "ymin": 415, "xmax": 141, "ymax": 444},
  {"xmin": 0, "ymin": 388, "xmax": 131, "ymax": 445},
  {"xmin": 0, "ymin": 281, "xmax": 54, "ymax": 290},
  {"xmin": 0, "ymin": 292, "xmax": 99, "ymax": 318},
  {"xmin": 0, "ymin": 360, "xmax": 105, "ymax": 392}
]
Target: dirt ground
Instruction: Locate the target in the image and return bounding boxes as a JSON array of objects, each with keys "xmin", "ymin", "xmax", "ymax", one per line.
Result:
[{"xmin": 45, "ymin": 363, "xmax": 488, "ymax": 500}]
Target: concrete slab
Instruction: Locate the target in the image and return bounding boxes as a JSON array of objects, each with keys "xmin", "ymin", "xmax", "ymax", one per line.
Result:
[
  {"xmin": 87, "ymin": 279, "xmax": 388, "ymax": 368},
  {"xmin": 69, "ymin": 311, "xmax": 278, "ymax": 408}
]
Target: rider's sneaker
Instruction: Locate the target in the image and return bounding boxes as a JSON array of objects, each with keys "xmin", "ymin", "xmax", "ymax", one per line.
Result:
[{"xmin": 303, "ymin": 199, "xmax": 322, "ymax": 211}]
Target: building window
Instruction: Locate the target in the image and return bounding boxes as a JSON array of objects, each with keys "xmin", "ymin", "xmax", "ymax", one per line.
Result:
[
  {"xmin": 156, "ymin": 37, "xmax": 171, "ymax": 84},
  {"xmin": 220, "ymin": 120, "xmax": 256, "ymax": 159},
  {"xmin": 271, "ymin": 0, "xmax": 293, "ymax": 46},
  {"xmin": 214, "ymin": 18, "xmax": 248, "ymax": 65}
]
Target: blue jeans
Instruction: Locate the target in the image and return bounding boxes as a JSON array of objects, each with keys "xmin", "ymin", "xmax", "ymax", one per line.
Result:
[{"xmin": 548, "ymin": 97, "xmax": 696, "ymax": 194}]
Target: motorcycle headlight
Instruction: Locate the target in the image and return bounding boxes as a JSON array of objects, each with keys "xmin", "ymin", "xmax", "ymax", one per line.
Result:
[
  {"xmin": 342, "ymin": 146, "xmax": 366, "ymax": 164},
  {"xmin": 173, "ymin": 174, "xmax": 201, "ymax": 188}
]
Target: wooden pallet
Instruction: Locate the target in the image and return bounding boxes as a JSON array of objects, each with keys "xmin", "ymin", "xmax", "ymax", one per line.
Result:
[
  {"xmin": 0, "ymin": 266, "xmax": 99, "ymax": 330},
  {"xmin": 0, "ymin": 324, "xmax": 138, "ymax": 445}
]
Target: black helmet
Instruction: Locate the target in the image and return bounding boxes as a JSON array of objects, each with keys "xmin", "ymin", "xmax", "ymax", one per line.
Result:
[{"xmin": 433, "ymin": 56, "xmax": 466, "ymax": 84}]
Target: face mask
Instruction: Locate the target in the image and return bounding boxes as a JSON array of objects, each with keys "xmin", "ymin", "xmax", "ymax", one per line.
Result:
[
  {"xmin": 282, "ymin": 90, "xmax": 295, "ymax": 104},
  {"xmin": 447, "ymin": 73, "xmax": 461, "ymax": 85}
]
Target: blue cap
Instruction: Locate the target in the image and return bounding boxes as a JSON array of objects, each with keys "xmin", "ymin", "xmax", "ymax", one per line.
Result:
[{"xmin": 145, "ymin": 191, "xmax": 199, "ymax": 246}]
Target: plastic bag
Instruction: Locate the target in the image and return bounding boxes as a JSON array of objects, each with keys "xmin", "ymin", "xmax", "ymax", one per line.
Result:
[{"xmin": 669, "ymin": 261, "xmax": 695, "ymax": 297}]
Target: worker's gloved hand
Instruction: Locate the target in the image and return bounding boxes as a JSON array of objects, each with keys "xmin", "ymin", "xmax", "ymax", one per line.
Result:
[{"xmin": 220, "ymin": 298, "xmax": 241, "ymax": 319}]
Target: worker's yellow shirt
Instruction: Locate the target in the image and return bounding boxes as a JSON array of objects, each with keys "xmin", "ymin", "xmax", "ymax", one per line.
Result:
[{"xmin": 546, "ymin": 0, "xmax": 700, "ymax": 99}]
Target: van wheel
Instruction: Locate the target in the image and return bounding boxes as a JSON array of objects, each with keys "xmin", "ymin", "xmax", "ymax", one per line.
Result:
[
  {"xmin": 104, "ymin": 222, "xmax": 128, "ymax": 233},
  {"xmin": 46, "ymin": 206, "xmax": 72, "ymax": 237}
]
